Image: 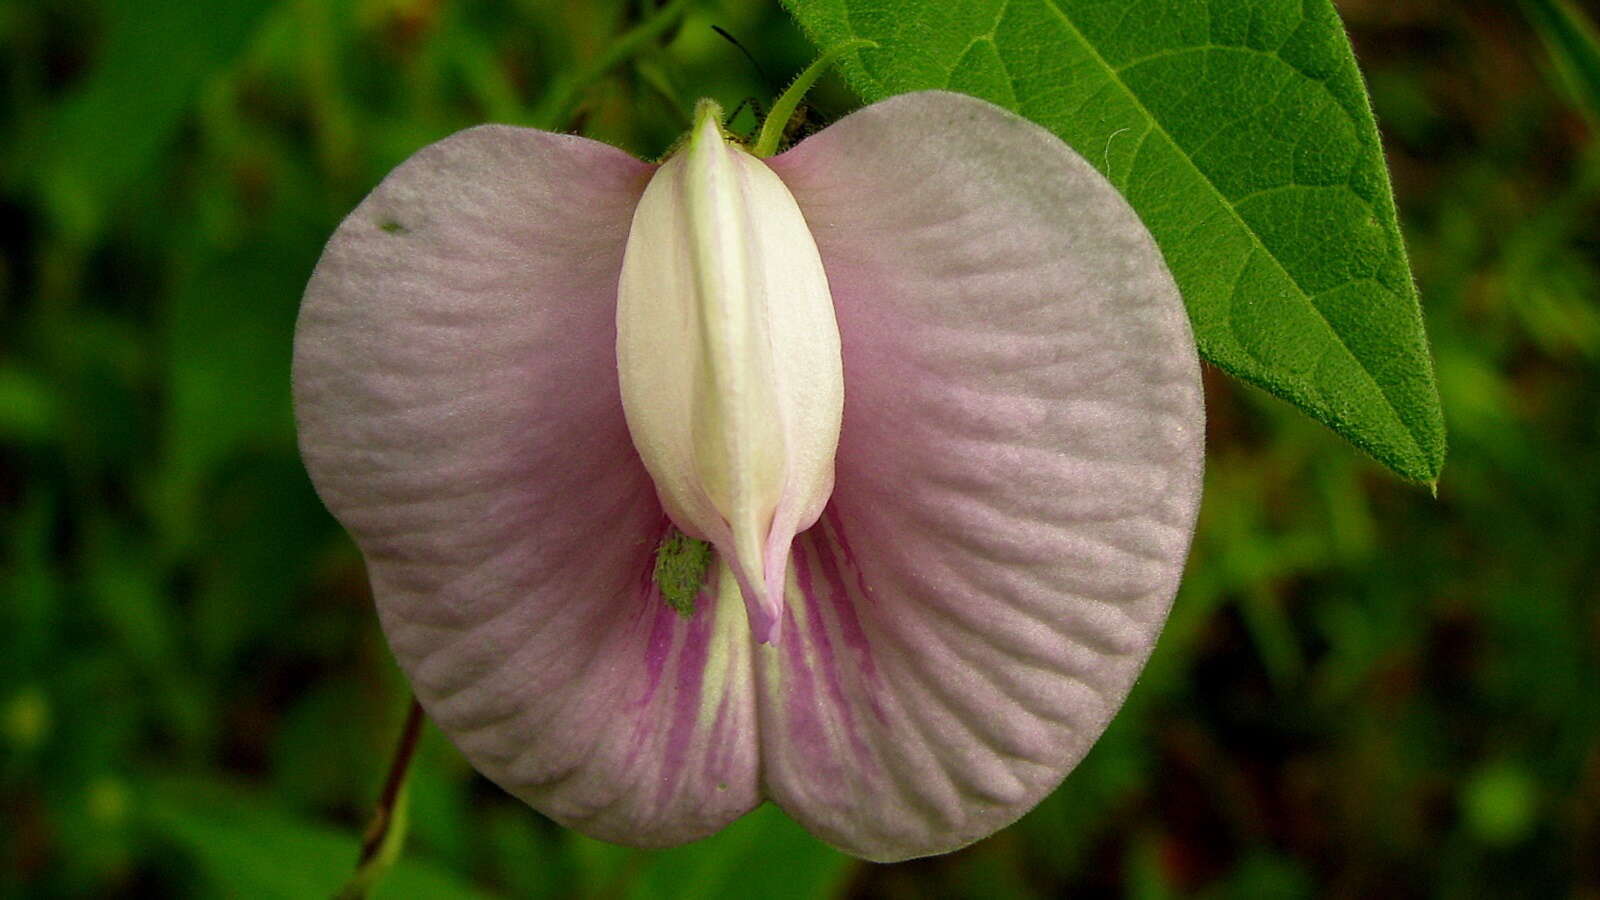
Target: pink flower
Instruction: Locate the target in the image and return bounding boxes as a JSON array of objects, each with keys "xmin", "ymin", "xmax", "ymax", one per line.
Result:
[{"xmin": 293, "ymin": 90, "xmax": 1204, "ymax": 862}]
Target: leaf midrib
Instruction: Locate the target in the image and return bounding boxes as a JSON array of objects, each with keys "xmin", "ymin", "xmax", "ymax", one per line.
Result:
[
  {"xmin": 1049, "ymin": 1, "xmax": 1427, "ymax": 461},
  {"xmin": 1019, "ymin": 0, "xmax": 1427, "ymax": 464}
]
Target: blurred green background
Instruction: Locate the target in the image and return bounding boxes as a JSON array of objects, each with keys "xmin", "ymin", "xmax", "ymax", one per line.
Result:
[{"xmin": 2, "ymin": 0, "xmax": 1597, "ymax": 896}]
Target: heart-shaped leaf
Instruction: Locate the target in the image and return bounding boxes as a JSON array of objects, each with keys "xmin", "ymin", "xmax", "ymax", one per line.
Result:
[{"xmin": 785, "ymin": 0, "xmax": 1446, "ymax": 485}]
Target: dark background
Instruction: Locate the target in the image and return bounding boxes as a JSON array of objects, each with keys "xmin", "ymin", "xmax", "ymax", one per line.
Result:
[{"xmin": 2, "ymin": 0, "xmax": 1596, "ymax": 896}]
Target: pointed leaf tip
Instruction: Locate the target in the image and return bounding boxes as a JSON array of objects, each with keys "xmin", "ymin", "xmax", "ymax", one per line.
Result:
[{"xmin": 785, "ymin": 0, "xmax": 1446, "ymax": 484}]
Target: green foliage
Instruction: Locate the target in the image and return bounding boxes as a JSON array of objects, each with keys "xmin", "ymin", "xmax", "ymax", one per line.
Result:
[
  {"xmin": 1521, "ymin": 0, "xmax": 1600, "ymax": 124},
  {"xmin": 1460, "ymin": 763, "xmax": 1539, "ymax": 848},
  {"xmin": 22, "ymin": 0, "xmax": 275, "ymax": 239},
  {"xmin": 144, "ymin": 777, "xmax": 490, "ymax": 899},
  {"xmin": 569, "ymin": 803, "xmax": 853, "ymax": 900},
  {"xmin": 784, "ymin": 0, "xmax": 1446, "ymax": 484}
]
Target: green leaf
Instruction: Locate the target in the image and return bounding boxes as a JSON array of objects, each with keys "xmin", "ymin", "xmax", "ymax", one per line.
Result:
[
  {"xmin": 141, "ymin": 777, "xmax": 495, "ymax": 900},
  {"xmin": 23, "ymin": 0, "xmax": 273, "ymax": 237},
  {"xmin": 1520, "ymin": 0, "xmax": 1600, "ymax": 124},
  {"xmin": 156, "ymin": 239, "xmax": 309, "ymax": 559},
  {"xmin": 0, "ymin": 365, "xmax": 60, "ymax": 445},
  {"xmin": 784, "ymin": 0, "xmax": 1446, "ymax": 484},
  {"xmin": 625, "ymin": 804, "xmax": 854, "ymax": 900},
  {"xmin": 565, "ymin": 802, "xmax": 855, "ymax": 900}
]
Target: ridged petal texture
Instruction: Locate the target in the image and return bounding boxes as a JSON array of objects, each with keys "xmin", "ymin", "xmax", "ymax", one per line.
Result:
[
  {"xmin": 763, "ymin": 91, "xmax": 1202, "ymax": 859},
  {"xmin": 293, "ymin": 128, "xmax": 761, "ymax": 846},
  {"xmin": 293, "ymin": 91, "xmax": 1203, "ymax": 863}
]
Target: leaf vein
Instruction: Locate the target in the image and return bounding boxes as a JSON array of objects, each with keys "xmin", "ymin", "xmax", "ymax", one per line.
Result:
[{"xmin": 1037, "ymin": 0, "xmax": 1424, "ymax": 462}]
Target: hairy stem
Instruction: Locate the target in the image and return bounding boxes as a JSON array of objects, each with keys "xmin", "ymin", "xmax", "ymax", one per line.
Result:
[{"xmin": 752, "ymin": 39, "xmax": 876, "ymax": 158}]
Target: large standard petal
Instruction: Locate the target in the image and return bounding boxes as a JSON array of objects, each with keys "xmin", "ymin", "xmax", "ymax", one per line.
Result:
[
  {"xmin": 293, "ymin": 126, "xmax": 760, "ymax": 845},
  {"xmin": 763, "ymin": 91, "xmax": 1205, "ymax": 861}
]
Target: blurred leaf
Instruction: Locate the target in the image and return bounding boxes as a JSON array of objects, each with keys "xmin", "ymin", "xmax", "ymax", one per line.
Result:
[
  {"xmin": 1201, "ymin": 853, "xmax": 1314, "ymax": 899},
  {"xmin": 403, "ymin": 728, "xmax": 475, "ymax": 871},
  {"xmin": 1126, "ymin": 830, "xmax": 1176, "ymax": 900},
  {"xmin": 80, "ymin": 517, "xmax": 210, "ymax": 748},
  {"xmin": 51, "ymin": 310, "xmax": 151, "ymax": 475},
  {"xmin": 188, "ymin": 455, "xmax": 334, "ymax": 673},
  {"xmin": 530, "ymin": 0, "xmax": 692, "ymax": 131},
  {"xmin": 633, "ymin": 804, "xmax": 853, "ymax": 899},
  {"xmin": 26, "ymin": 0, "xmax": 274, "ymax": 237},
  {"xmin": 271, "ymin": 678, "xmax": 389, "ymax": 812},
  {"xmin": 0, "ymin": 365, "xmax": 59, "ymax": 444},
  {"xmin": 142, "ymin": 776, "xmax": 495, "ymax": 900},
  {"xmin": 784, "ymin": 0, "xmax": 1447, "ymax": 484},
  {"xmin": 565, "ymin": 803, "xmax": 854, "ymax": 900},
  {"xmin": 1460, "ymin": 763, "xmax": 1539, "ymax": 847},
  {"xmin": 48, "ymin": 774, "xmax": 139, "ymax": 897},
  {"xmin": 0, "ymin": 491, "xmax": 61, "ymax": 680},
  {"xmin": 163, "ymin": 243, "xmax": 303, "ymax": 480},
  {"xmin": 484, "ymin": 809, "xmax": 573, "ymax": 900},
  {"xmin": 1521, "ymin": 0, "xmax": 1600, "ymax": 124},
  {"xmin": 2, "ymin": 685, "xmax": 51, "ymax": 753},
  {"xmin": 156, "ymin": 240, "xmax": 312, "ymax": 559},
  {"xmin": 82, "ymin": 520, "xmax": 178, "ymax": 671}
]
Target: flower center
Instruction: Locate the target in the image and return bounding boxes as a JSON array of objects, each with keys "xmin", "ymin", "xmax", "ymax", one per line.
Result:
[{"xmin": 616, "ymin": 101, "xmax": 844, "ymax": 643}]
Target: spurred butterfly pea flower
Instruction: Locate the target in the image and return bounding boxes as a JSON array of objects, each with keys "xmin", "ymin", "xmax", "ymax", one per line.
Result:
[{"xmin": 293, "ymin": 90, "xmax": 1204, "ymax": 862}]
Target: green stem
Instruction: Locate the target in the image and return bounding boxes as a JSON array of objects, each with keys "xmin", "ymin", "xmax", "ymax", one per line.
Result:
[
  {"xmin": 531, "ymin": 0, "xmax": 693, "ymax": 131},
  {"xmin": 335, "ymin": 697, "xmax": 425, "ymax": 900},
  {"xmin": 751, "ymin": 39, "xmax": 876, "ymax": 158}
]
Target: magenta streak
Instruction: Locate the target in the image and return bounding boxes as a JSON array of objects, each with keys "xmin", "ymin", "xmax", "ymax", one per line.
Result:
[
  {"xmin": 793, "ymin": 532, "xmax": 874, "ymax": 774},
  {"xmin": 621, "ymin": 574, "xmax": 672, "ymax": 772},
  {"xmin": 639, "ymin": 586, "xmax": 675, "ymax": 708},
  {"xmin": 628, "ymin": 519, "xmax": 679, "ymax": 772},
  {"xmin": 705, "ymin": 689, "xmax": 735, "ymax": 782},
  {"xmin": 654, "ymin": 587, "xmax": 715, "ymax": 807},
  {"xmin": 814, "ymin": 509, "xmax": 886, "ymax": 724},
  {"xmin": 780, "ymin": 596, "xmax": 836, "ymax": 780},
  {"xmin": 823, "ymin": 505, "xmax": 875, "ymax": 605}
]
